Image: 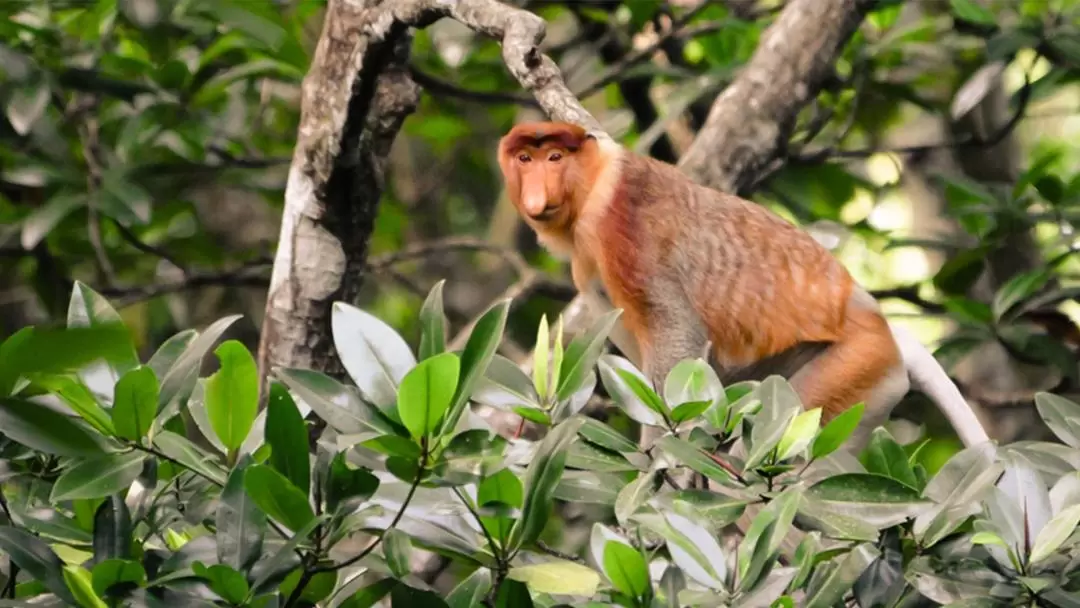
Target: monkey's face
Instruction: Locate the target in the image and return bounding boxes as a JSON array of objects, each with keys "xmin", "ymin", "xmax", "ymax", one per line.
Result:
[{"xmin": 498, "ymin": 122, "xmax": 591, "ymax": 229}]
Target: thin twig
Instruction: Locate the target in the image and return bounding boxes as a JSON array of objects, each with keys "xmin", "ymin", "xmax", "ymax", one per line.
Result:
[{"xmin": 112, "ymin": 220, "xmax": 188, "ymax": 274}]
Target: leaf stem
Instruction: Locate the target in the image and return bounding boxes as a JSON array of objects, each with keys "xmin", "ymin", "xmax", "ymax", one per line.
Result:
[
  {"xmin": 286, "ymin": 464, "xmax": 426, "ymax": 606},
  {"xmin": 452, "ymin": 486, "xmax": 503, "ymax": 558}
]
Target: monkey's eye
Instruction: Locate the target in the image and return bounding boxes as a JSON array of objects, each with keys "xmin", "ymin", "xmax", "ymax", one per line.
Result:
[
  {"xmin": 518, "ymin": 154, "xmax": 531, "ymax": 163},
  {"xmin": 548, "ymin": 152, "xmax": 562, "ymax": 162}
]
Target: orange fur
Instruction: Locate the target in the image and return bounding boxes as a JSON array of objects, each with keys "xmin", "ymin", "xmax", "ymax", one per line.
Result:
[{"xmin": 498, "ymin": 122, "xmax": 902, "ymax": 420}]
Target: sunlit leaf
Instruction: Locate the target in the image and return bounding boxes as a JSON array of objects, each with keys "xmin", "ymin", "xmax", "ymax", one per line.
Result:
[
  {"xmin": 112, "ymin": 366, "xmax": 159, "ymax": 441},
  {"xmin": 50, "ymin": 451, "xmax": 148, "ymax": 502},
  {"xmin": 397, "ymin": 351, "xmax": 460, "ymax": 441},
  {"xmin": 265, "ymin": 382, "xmax": 310, "ymax": 494},
  {"xmin": 243, "ymin": 464, "xmax": 315, "ymax": 533},
  {"xmin": 507, "ymin": 559, "xmax": 600, "ymax": 596},
  {"xmin": 204, "ymin": 340, "xmax": 259, "ymax": 451}
]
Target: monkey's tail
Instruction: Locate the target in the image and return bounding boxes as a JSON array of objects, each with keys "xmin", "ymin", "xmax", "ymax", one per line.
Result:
[{"xmin": 888, "ymin": 322, "xmax": 992, "ymax": 448}]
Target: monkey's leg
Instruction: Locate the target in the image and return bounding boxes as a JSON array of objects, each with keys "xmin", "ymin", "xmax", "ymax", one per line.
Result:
[{"xmin": 787, "ymin": 302, "xmax": 910, "ymax": 453}]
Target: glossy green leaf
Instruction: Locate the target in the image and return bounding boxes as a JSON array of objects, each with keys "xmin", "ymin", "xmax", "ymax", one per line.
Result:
[
  {"xmin": 217, "ymin": 456, "xmax": 266, "ymax": 571},
  {"xmin": 204, "ymin": 340, "xmax": 259, "ymax": 451},
  {"xmin": 397, "ymin": 351, "xmax": 460, "ymax": 441},
  {"xmin": 509, "ymin": 417, "xmax": 585, "ymax": 551},
  {"xmin": 0, "ymin": 325, "xmax": 135, "ymax": 397},
  {"xmin": 654, "ymin": 436, "xmax": 737, "ymax": 486},
  {"xmin": 444, "ymin": 298, "xmax": 510, "ymax": 434},
  {"xmin": 66, "ymin": 281, "xmax": 139, "ymax": 399},
  {"xmin": 62, "ymin": 565, "xmax": 107, "ymax": 608},
  {"xmin": 327, "ymin": 452, "xmax": 380, "ymax": 514},
  {"xmin": 0, "ymin": 397, "xmax": 112, "ymax": 457},
  {"xmin": 433, "ymin": 429, "xmax": 508, "ymax": 485},
  {"xmin": 275, "ymin": 367, "xmax": 397, "ymax": 436},
  {"xmin": 1035, "ymin": 392, "xmax": 1080, "ymax": 449},
  {"xmin": 949, "ymin": 0, "xmax": 997, "ymax": 25},
  {"xmin": 472, "ymin": 354, "xmax": 540, "ymax": 411},
  {"xmin": 663, "ymin": 358, "xmax": 723, "ymax": 408},
  {"xmin": 193, "ymin": 562, "xmax": 249, "ymax": 605},
  {"xmin": 557, "ymin": 309, "xmax": 621, "ymax": 402},
  {"xmin": 156, "ymin": 314, "xmax": 242, "ymax": 413},
  {"xmin": 152, "ymin": 430, "xmax": 227, "ymax": 485},
  {"xmin": 446, "ymin": 568, "xmax": 491, "ymax": 608},
  {"xmin": 597, "ymin": 355, "xmax": 662, "ymax": 426},
  {"xmin": 331, "ymin": 301, "xmax": 417, "ymax": 419},
  {"xmin": 775, "ymin": 407, "xmax": 822, "ymax": 461},
  {"xmin": 992, "ymin": 269, "xmax": 1051, "ymax": 321},
  {"xmin": 112, "ymin": 366, "xmax": 159, "ymax": 441},
  {"xmin": 90, "ymin": 559, "xmax": 146, "ymax": 597},
  {"xmin": 577, "ymin": 417, "xmax": 639, "ymax": 453},
  {"xmin": 265, "ymin": 382, "xmax": 310, "ymax": 494},
  {"xmin": 243, "ymin": 464, "xmax": 315, "ymax": 533},
  {"xmin": 803, "ymin": 543, "xmax": 880, "ymax": 608},
  {"xmin": 603, "ymin": 539, "xmax": 650, "ymax": 598},
  {"xmin": 1029, "ymin": 503, "xmax": 1080, "ymax": 564},
  {"xmin": 50, "ymin": 451, "xmax": 148, "ymax": 502},
  {"xmin": 0, "ymin": 526, "xmax": 75, "ymax": 604},
  {"xmin": 382, "ymin": 528, "xmax": 412, "ymax": 578},
  {"xmin": 533, "ymin": 314, "xmax": 551, "ymax": 400},
  {"xmin": 418, "ymin": 280, "xmax": 448, "ymax": 360},
  {"xmin": 811, "ymin": 403, "xmax": 863, "ymax": 460},
  {"xmin": 32, "ymin": 374, "xmax": 115, "ymax": 436},
  {"xmin": 93, "ymin": 496, "xmax": 132, "ymax": 561}
]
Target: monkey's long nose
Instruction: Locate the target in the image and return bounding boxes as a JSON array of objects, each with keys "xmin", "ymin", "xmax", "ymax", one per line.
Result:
[{"xmin": 522, "ymin": 190, "xmax": 549, "ymax": 218}]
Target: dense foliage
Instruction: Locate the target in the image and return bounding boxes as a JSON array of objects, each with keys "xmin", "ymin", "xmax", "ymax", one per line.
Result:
[{"xmin": 1, "ymin": 282, "xmax": 1080, "ymax": 606}]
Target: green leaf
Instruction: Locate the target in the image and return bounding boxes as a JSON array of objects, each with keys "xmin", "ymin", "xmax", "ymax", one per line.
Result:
[
  {"xmin": 479, "ymin": 467, "xmax": 523, "ymax": 546},
  {"xmin": 249, "ymin": 514, "xmax": 328, "ymax": 594},
  {"xmin": 243, "ymin": 464, "xmax": 315, "ymax": 533},
  {"xmin": 804, "ymin": 544, "xmax": 881, "ymax": 608},
  {"xmin": 32, "ymin": 374, "xmax": 115, "ymax": 436},
  {"xmin": 577, "ymin": 417, "xmax": 639, "ymax": 453},
  {"xmin": 0, "ymin": 324, "xmax": 135, "ymax": 397},
  {"xmin": 433, "ymin": 429, "xmax": 508, "ymax": 485},
  {"xmin": 193, "ymin": 563, "xmax": 249, "ymax": 605},
  {"xmin": 552, "ymin": 471, "xmax": 625, "ymax": 505},
  {"xmin": 0, "ymin": 396, "xmax": 112, "ymax": 457},
  {"xmin": 472, "ymin": 354, "xmax": 540, "ymax": 411},
  {"xmin": 444, "ymin": 298, "xmax": 510, "ymax": 434},
  {"xmin": 509, "ymin": 417, "xmax": 585, "ymax": 551},
  {"xmin": 66, "ymin": 281, "xmax": 138, "ymax": 399},
  {"xmin": 808, "ymin": 473, "xmax": 929, "ymax": 528},
  {"xmin": 507, "ymin": 559, "xmax": 601, "ymax": 596},
  {"xmin": 1035, "ymin": 392, "xmax": 1080, "ymax": 449},
  {"xmin": 614, "ymin": 470, "xmax": 657, "ymax": 525},
  {"xmin": 534, "ymin": 314, "xmax": 550, "ymax": 400},
  {"xmin": 635, "ymin": 511, "xmax": 727, "ymax": 590},
  {"xmin": 331, "ymin": 301, "xmax": 417, "ymax": 420},
  {"xmin": 326, "ymin": 452, "xmax": 379, "ymax": 514},
  {"xmin": 397, "ymin": 351, "xmax": 460, "ymax": 441},
  {"xmin": 50, "ymin": 451, "xmax": 148, "ymax": 502},
  {"xmin": 62, "ymin": 565, "xmax": 107, "ymax": 608},
  {"xmin": 992, "ymin": 269, "xmax": 1051, "ymax": 321},
  {"xmin": 446, "ymin": 568, "xmax": 491, "ymax": 608},
  {"xmin": 418, "ymin": 280, "xmax": 448, "ymax": 360},
  {"xmin": 265, "ymin": 382, "xmax": 310, "ymax": 494},
  {"xmin": 382, "ymin": 529, "xmax": 412, "ymax": 578},
  {"xmin": 152, "ymin": 430, "xmax": 228, "ymax": 485},
  {"xmin": 156, "ymin": 314, "xmax": 242, "ymax": 413},
  {"xmin": 217, "ymin": 456, "xmax": 266, "ymax": 571},
  {"xmin": 603, "ymin": 540, "xmax": 650, "ymax": 598},
  {"xmin": 197, "ymin": 0, "xmax": 287, "ymax": 49},
  {"xmin": 0, "ymin": 527, "xmax": 75, "ymax": 604},
  {"xmin": 811, "ymin": 403, "xmax": 863, "ymax": 459},
  {"xmin": 597, "ymin": 355, "xmax": 662, "ymax": 426},
  {"xmin": 775, "ymin": 407, "xmax": 822, "ymax": 460},
  {"xmin": 93, "ymin": 496, "xmax": 132, "ymax": 561},
  {"xmin": 663, "ymin": 358, "xmax": 723, "ymax": 407},
  {"xmin": 557, "ymin": 309, "xmax": 622, "ymax": 402},
  {"xmin": 654, "ymin": 436, "xmax": 737, "ymax": 486},
  {"xmin": 744, "ymin": 376, "xmax": 802, "ymax": 469},
  {"xmin": 949, "ymin": 0, "xmax": 997, "ymax": 25},
  {"xmin": 91, "ymin": 559, "xmax": 146, "ymax": 597},
  {"xmin": 204, "ymin": 340, "xmax": 259, "ymax": 451},
  {"xmin": 670, "ymin": 399, "xmax": 712, "ymax": 424},
  {"xmin": 275, "ymin": 367, "xmax": 396, "ymax": 436},
  {"xmin": 860, "ymin": 428, "xmax": 918, "ymax": 488},
  {"xmin": 112, "ymin": 366, "xmax": 159, "ymax": 441},
  {"xmin": 1029, "ymin": 503, "xmax": 1080, "ymax": 564}
]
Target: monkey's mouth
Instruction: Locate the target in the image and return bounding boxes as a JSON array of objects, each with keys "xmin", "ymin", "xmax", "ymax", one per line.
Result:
[{"xmin": 532, "ymin": 206, "xmax": 560, "ymax": 220}]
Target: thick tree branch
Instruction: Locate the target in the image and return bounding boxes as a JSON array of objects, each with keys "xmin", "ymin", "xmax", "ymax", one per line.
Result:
[{"xmin": 258, "ymin": 0, "xmax": 608, "ymax": 390}]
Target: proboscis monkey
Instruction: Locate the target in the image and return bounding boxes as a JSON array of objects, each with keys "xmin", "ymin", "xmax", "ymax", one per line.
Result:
[{"xmin": 497, "ymin": 121, "xmax": 990, "ymax": 451}]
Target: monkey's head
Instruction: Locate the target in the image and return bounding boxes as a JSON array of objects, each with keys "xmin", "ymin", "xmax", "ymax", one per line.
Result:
[{"xmin": 498, "ymin": 121, "xmax": 599, "ymax": 230}]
